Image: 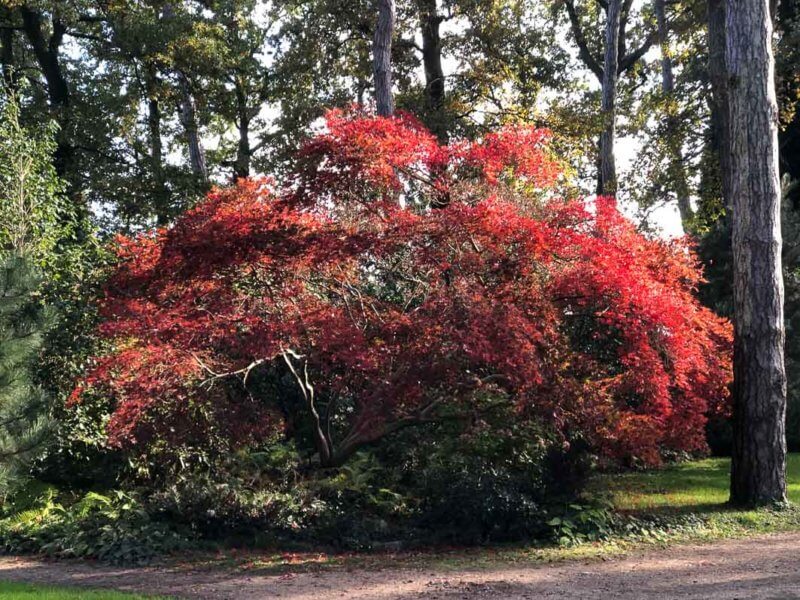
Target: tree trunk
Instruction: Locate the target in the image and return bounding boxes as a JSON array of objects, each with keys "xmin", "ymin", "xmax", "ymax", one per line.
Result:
[
  {"xmin": 144, "ymin": 67, "xmax": 170, "ymax": 225},
  {"xmin": 726, "ymin": 0, "xmax": 787, "ymax": 507},
  {"xmin": 417, "ymin": 0, "xmax": 447, "ymax": 142},
  {"xmin": 655, "ymin": 0, "xmax": 694, "ymax": 231},
  {"xmin": 708, "ymin": 0, "xmax": 732, "ymax": 209},
  {"xmin": 234, "ymin": 78, "xmax": 251, "ymax": 181},
  {"xmin": 176, "ymin": 72, "xmax": 208, "ymax": 183},
  {"xmin": 19, "ymin": 7, "xmax": 71, "ymax": 180},
  {"xmin": 373, "ymin": 0, "xmax": 395, "ymax": 116},
  {"xmin": 599, "ymin": 0, "xmax": 621, "ymax": 196}
]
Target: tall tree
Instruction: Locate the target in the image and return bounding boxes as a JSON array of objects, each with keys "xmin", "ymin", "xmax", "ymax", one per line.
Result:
[
  {"xmin": 373, "ymin": 0, "xmax": 395, "ymax": 115},
  {"xmin": 724, "ymin": 0, "xmax": 788, "ymax": 506},
  {"xmin": 416, "ymin": 0, "xmax": 446, "ymax": 140},
  {"xmin": 17, "ymin": 6, "xmax": 72, "ymax": 182},
  {"xmin": 563, "ymin": 0, "xmax": 658, "ymax": 195},
  {"xmin": 654, "ymin": 0, "xmax": 693, "ymax": 229}
]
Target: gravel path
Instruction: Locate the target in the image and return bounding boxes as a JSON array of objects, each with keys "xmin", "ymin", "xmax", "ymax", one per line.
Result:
[{"xmin": 1, "ymin": 533, "xmax": 799, "ymax": 599}]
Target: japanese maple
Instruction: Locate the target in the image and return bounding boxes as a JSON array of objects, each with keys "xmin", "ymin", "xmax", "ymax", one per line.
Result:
[{"xmin": 73, "ymin": 109, "xmax": 732, "ymax": 467}]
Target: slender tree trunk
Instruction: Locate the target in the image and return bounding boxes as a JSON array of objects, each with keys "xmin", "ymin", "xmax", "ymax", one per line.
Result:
[
  {"xmin": 726, "ymin": 0, "xmax": 787, "ymax": 507},
  {"xmin": 176, "ymin": 72, "xmax": 208, "ymax": 183},
  {"xmin": 373, "ymin": 0, "xmax": 395, "ymax": 116},
  {"xmin": 144, "ymin": 67, "xmax": 170, "ymax": 225},
  {"xmin": 417, "ymin": 0, "xmax": 447, "ymax": 142},
  {"xmin": 599, "ymin": 0, "xmax": 621, "ymax": 196},
  {"xmin": 234, "ymin": 78, "xmax": 251, "ymax": 181},
  {"xmin": 655, "ymin": 0, "xmax": 694, "ymax": 231}
]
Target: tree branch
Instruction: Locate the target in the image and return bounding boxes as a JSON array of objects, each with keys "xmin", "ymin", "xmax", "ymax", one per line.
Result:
[
  {"xmin": 564, "ymin": 0, "xmax": 603, "ymax": 81},
  {"xmin": 618, "ymin": 29, "xmax": 658, "ymax": 74}
]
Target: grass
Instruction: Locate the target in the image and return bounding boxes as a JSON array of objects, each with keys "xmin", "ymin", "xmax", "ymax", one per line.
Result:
[
  {"xmin": 0, "ymin": 582, "xmax": 167, "ymax": 599},
  {"xmin": 601, "ymin": 453, "xmax": 800, "ymax": 512}
]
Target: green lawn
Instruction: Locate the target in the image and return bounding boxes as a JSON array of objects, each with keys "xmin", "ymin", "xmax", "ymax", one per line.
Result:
[
  {"xmin": 602, "ymin": 453, "xmax": 800, "ymax": 512},
  {"xmin": 0, "ymin": 582, "xmax": 166, "ymax": 599}
]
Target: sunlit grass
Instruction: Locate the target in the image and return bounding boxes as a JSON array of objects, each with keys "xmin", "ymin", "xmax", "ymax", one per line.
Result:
[
  {"xmin": 602, "ymin": 454, "xmax": 800, "ymax": 512},
  {"xmin": 0, "ymin": 582, "xmax": 168, "ymax": 599}
]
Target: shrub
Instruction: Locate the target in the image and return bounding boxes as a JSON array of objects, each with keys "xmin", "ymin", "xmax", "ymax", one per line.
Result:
[
  {"xmin": 0, "ymin": 490, "xmax": 189, "ymax": 564},
  {"xmin": 72, "ymin": 109, "xmax": 732, "ymax": 478}
]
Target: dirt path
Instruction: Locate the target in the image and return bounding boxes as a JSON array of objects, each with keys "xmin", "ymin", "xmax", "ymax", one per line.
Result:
[{"xmin": 1, "ymin": 533, "xmax": 799, "ymax": 599}]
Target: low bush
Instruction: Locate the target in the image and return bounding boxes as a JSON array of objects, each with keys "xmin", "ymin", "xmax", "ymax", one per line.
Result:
[{"xmin": 0, "ymin": 490, "xmax": 189, "ymax": 564}]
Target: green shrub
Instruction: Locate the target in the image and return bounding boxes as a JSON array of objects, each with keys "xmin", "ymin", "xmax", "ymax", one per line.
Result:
[{"xmin": 0, "ymin": 490, "xmax": 189, "ymax": 564}]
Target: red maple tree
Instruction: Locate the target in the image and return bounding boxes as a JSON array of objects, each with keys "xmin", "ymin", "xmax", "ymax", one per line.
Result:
[{"xmin": 73, "ymin": 109, "xmax": 732, "ymax": 467}]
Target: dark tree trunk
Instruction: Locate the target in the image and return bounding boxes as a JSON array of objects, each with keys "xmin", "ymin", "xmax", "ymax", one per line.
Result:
[
  {"xmin": 234, "ymin": 78, "xmax": 251, "ymax": 181},
  {"xmin": 417, "ymin": 0, "xmax": 447, "ymax": 142},
  {"xmin": 373, "ymin": 0, "xmax": 395, "ymax": 116},
  {"xmin": 655, "ymin": 0, "xmax": 694, "ymax": 230},
  {"xmin": 599, "ymin": 0, "xmax": 621, "ymax": 196},
  {"xmin": 725, "ymin": 0, "xmax": 788, "ymax": 507},
  {"xmin": 144, "ymin": 67, "xmax": 170, "ymax": 225},
  {"xmin": 176, "ymin": 72, "xmax": 208, "ymax": 183},
  {"xmin": 708, "ymin": 0, "xmax": 732, "ymax": 209},
  {"xmin": 19, "ymin": 7, "xmax": 71, "ymax": 180}
]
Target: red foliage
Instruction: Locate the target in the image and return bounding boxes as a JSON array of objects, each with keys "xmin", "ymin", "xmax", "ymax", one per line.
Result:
[{"xmin": 75, "ymin": 109, "xmax": 732, "ymax": 466}]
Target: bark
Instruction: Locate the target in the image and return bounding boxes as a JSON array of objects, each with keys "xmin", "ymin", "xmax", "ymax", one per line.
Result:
[
  {"xmin": 373, "ymin": 0, "xmax": 395, "ymax": 116},
  {"xmin": 708, "ymin": 0, "xmax": 732, "ymax": 209},
  {"xmin": 161, "ymin": 3, "xmax": 208, "ymax": 183},
  {"xmin": 599, "ymin": 0, "xmax": 621, "ymax": 196},
  {"xmin": 655, "ymin": 0, "xmax": 694, "ymax": 230},
  {"xmin": 417, "ymin": 0, "xmax": 447, "ymax": 142},
  {"xmin": 233, "ymin": 78, "xmax": 251, "ymax": 181},
  {"xmin": 144, "ymin": 67, "xmax": 170, "ymax": 225},
  {"xmin": 176, "ymin": 72, "xmax": 208, "ymax": 183},
  {"xmin": 726, "ymin": 0, "xmax": 787, "ymax": 507},
  {"xmin": 19, "ymin": 7, "xmax": 71, "ymax": 179}
]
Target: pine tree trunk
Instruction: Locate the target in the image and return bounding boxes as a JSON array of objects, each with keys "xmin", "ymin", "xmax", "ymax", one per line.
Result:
[
  {"xmin": 726, "ymin": 0, "xmax": 787, "ymax": 507},
  {"xmin": 599, "ymin": 0, "xmax": 621, "ymax": 196},
  {"xmin": 373, "ymin": 0, "xmax": 395, "ymax": 116},
  {"xmin": 655, "ymin": 0, "xmax": 694, "ymax": 230},
  {"xmin": 417, "ymin": 0, "xmax": 447, "ymax": 142}
]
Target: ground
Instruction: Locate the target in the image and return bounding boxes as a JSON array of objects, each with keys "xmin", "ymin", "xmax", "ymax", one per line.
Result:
[
  {"xmin": 1, "ymin": 456, "xmax": 800, "ymax": 599},
  {"xmin": 0, "ymin": 533, "xmax": 799, "ymax": 599}
]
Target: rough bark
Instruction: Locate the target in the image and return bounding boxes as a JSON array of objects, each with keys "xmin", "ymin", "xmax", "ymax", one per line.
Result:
[
  {"xmin": 655, "ymin": 0, "xmax": 694, "ymax": 230},
  {"xmin": 708, "ymin": 0, "xmax": 732, "ymax": 209},
  {"xmin": 373, "ymin": 0, "xmax": 395, "ymax": 116},
  {"xmin": 417, "ymin": 0, "xmax": 447, "ymax": 142},
  {"xmin": 599, "ymin": 0, "xmax": 621, "ymax": 196},
  {"xmin": 726, "ymin": 0, "xmax": 787, "ymax": 507},
  {"xmin": 176, "ymin": 72, "xmax": 208, "ymax": 183}
]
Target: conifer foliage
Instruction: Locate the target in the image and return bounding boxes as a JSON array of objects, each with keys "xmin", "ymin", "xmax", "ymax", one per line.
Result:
[{"xmin": 75, "ymin": 110, "xmax": 733, "ymax": 468}]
